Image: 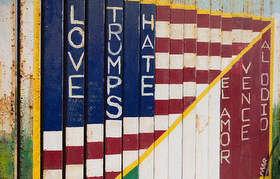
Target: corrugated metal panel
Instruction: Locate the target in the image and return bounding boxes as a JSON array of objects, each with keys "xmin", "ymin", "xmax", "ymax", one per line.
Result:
[
  {"xmin": 0, "ymin": 0, "xmax": 16, "ymax": 178},
  {"xmin": 1, "ymin": 0, "xmax": 280, "ymax": 178}
]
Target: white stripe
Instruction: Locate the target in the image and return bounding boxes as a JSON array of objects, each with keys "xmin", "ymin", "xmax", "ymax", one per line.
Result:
[
  {"xmin": 156, "ymin": 21, "xmax": 170, "ymax": 38},
  {"xmin": 43, "ymin": 131, "xmax": 62, "ymax": 150},
  {"xmin": 43, "ymin": 170, "xmax": 62, "ymax": 179},
  {"xmin": 208, "ymin": 81, "xmax": 221, "ymax": 179},
  {"xmin": 156, "ymin": 53, "xmax": 169, "ymax": 69},
  {"xmin": 210, "ymin": 28, "xmax": 222, "ymax": 43},
  {"xmin": 123, "ymin": 151, "xmax": 138, "ymax": 169},
  {"xmin": 253, "ymin": 31, "xmax": 260, "ymax": 39},
  {"xmin": 221, "ymin": 58, "xmax": 232, "ymax": 70},
  {"xmin": 155, "ymin": 84, "xmax": 169, "ymax": 100},
  {"xmin": 105, "ymin": 154, "xmax": 122, "ymax": 172},
  {"xmin": 183, "ymin": 82, "xmax": 196, "ymax": 97},
  {"xmin": 170, "ymin": 84, "xmax": 183, "ymax": 99},
  {"xmin": 184, "ymin": 53, "xmax": 196, "ymax": 68},
  {"xmin": 139, "ymin": 150, "xmax": 154, "ymax": 179},
  {"xmin": 170, "ymin": 54, "xmax": 183, "ymax": 69},
  {"xmin": 66, "ymin": 127, "xmax": 84, "ymax": 146},
  {"xmin": 221, "ymin": 31, "xmax": 232, "ymax": 44},
  {"xmin": 169, "ymin": 117, "xmax": 182, "ymax": 179},
  {"xmin": 86, "ymin": 159, "xmax": 103, "ymax": 177},
  {"xmin": 195, "ymin": 90, "xmax": 209, "ymax": 179},
  {"xmin": 232, "ymin": 29, "xmax": 242, "ymax": 43},
  {"xmin": 197, "ymin": 28, "xmax": 210, "ymax": 42},
  {"xmin": 155, "ymin": 115, "xmax": 169, "ymax": 131},
  {"xmin": 196, "ymin": 56, "xmax": 209, "ymax": 70},
  {"xmin": 106, "ymin": 120, "xmax": 122, "ymax": 138},
  {"xmin": 210, "ymin": 56, "xmax": 221, "ymax": 70},
  {"xmin": 243, "ymin": 30, "xmax": 252, "ymax": 43},
  {"xmin": 183, "ymin": 109, "xmax": 196, "ymax": 179},
  {"xmin": 184, "ymin": 24, "xmax": 197, "ymax": 38},
  {"xmin": 66, "ymin": 165, "xmax": 83, "ymax": 179},
  {"xmin": 170, "ymin": 24, "xmax": 184, "ymax": 39},
  {"xmin": 123, "ymin": 117, "xmax": 138, "ymax": 135},
  {"xmin": 87, "ymin": 124, "xmax": 103, "ymax": 142},
  {"xmin": 140, "ymin": 117, "xmax": 154, "ymax": 133},
  {"xmin": 169, "ymin": 114, "xmax": 181, "ymax": 124},
  {"xmin": 155, "ymin": 138, "xmax": 168, "ymax": 178},
  {"xmin": 196, "ymin": 84, "xmax": 208, "ymax": 99}
]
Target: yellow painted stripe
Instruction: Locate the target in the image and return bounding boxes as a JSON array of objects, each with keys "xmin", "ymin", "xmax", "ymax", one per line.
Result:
[
  {"xmin": 140, "ymin": 0, "xmax": 155, "ymax": 4},
  {"xmin": 252, "ymin": 16, "xmax": 262, "ymax": 20},
  {"xmin": 33, "ymin": 0, "xmax": 40, "ymax": 178},
  {"xmin": 268, "ymin": 18, "xmax": 274, "ymax": 179},
  {"xmin": 184, "ymin": 5, "xmax": 197, "ymax": 10},
  {"xmin": 197, "ymin": 9, "xmax": 210, "ymax": 14},
  {"xmin": 170, "ymin": 3, "xmax": 184, "ymax": 9},
  {"xmin": 232, "ymin": 12, "xmax": 244, "ymax": 17},
  {"xmin": 210, "ymin": 11, "xmax": 222, "ymax": 16},
  {"xmin": 221, "ymin": 13, "xmax": 232, "ymax": 18},
  {"xmin": 156, "ymin": 0, "xmax": 170, "ymax": 6},
  {"xmin": 118, "ymin": 22, "xmax": 273, "ymax": 179}
]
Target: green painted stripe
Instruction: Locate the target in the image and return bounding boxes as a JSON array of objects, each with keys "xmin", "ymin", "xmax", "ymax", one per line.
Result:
[{"xmin": 123, "ymin": 165, "xmax": 139, "ymax": 179}]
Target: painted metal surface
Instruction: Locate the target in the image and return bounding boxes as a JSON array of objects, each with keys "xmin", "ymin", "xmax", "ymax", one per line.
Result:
[
  {"xmin": 19, "ymin": 0, "xmax": 34, "ymax": 177},
  {"xmin": 0, "ymin": 0, "xmax": 16, "ymax": 178},
  {"xmin": 1, "ymin": 0, "xmax": 280, "ymax": 178}
]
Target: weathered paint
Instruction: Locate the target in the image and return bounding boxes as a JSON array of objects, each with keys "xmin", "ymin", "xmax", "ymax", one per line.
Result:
[
  {"xmin": 1, "ymin": 0, "xmax": 280, "ymax": 178},
  {"xmin": 105, "ymin": 0, "xmax": 124, "ymax": 178},
  {"xmin": 85, "ymin": 0, "xmax": 105, "ymax": 178},
  {"xmin": 42, "ymin": 0, "xmax": 63, "ymax": 178},
  {"xmin": 123, "ymin": 0, "xmax": 140, "ymax": 178},
  {"xmin": 19, "ymin": 0, "xmax": 34, "ymax": 177},
  {"xmin": 0, "ymin": 1, "xmax": 16, "ymax": 178}
]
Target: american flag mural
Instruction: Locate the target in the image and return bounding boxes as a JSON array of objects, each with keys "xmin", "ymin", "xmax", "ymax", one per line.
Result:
[{"xmin": 2, "ymin": 0, "xmax": 280, "ymax": 178}]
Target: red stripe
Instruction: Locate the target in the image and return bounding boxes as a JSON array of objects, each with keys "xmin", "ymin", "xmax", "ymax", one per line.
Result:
[
  {"xmin": 183, "ymin": 68, "xmax": 196, "ymax": 82},
  {"xmin": 105, "ymin": 137, "xmax": 122, "ymax": 155},
  {"xmin": 43, "ymin": 150, "xmax": 62, "ymax": 170},
  {"xmin": 210, "ymin": 43, "xmax": 221, "ymax": 56},
  {"xmin": 170, "ymin": 39, "xmax": 183, "ymax": 54},
  {"xmin": 184, "ymin": 10, "xmax": 196, "ymax": 23},
  {"xmin": 139, "ymin": 133, "xmax": 154, "ymax": 149},
  {"xmin": 155, "ymin": 130, "xmax": 166, "ymax": 141},
  {"xmin": 221, "ymin": 45, "xmax": 232, "ymax": 58},
  {"xmin": 66, "ymin": 146, "xmax": 84, "ymax": 165},
  {"xmin": 183, "ymin": 96, "xmax": 196, "ymax": 110},
  {"xmin": 123, "ymin": 134, "xmax": 138, "ymax": 150},
  {"xmin": 105, "ymin": 172, "xmax": 121, "ymax": 179},
  {"xmin": 197, "ymin": 42, "xmax": 209, "ymax": 56},
  {"xmin": 156, "ymin": 6, "xmax": 170, "ymax": 21},
  {"xmin": 184, "ymin": 39, "xmax": 197, "ymax": 53},
  {"xmin": 261, "ymin": 20, "xmax": 270, "ymax": 29},
  {"xmin": 209, "ymin": 70, "xmax": 220, "ymax": 83},
  {"xmin": 197, "ymin": 14, "xmax": 209, "ymax": 28},
  {"xmin": 253, "ymin": 19, "xmax": 262, "ymax": 32},
  {"xmin": 155, "ymin": 38, "xmax": 170, "ymax": 53},
  {"xmin": 170, "ymin": 9, "xmax": 184, "ymax": 24},
  {"xmin": 222, "ymin": 18, "xmax": 232, "ymax": 31},
  {"xmin": 210, "ymin": 15, "xmax": 221, "ymax": 29},
  {"xmin": 155, "ymin": 100, "xmax": 169, "ymax": 115},
  {"xmin": 155, "ymin": 69, "xmax": 169, "ymax": 84},
  {"xmin": 243, "ymin": 18, "xmax": 252, "ymax": 30},
  {"xmin": 169, "ymin": 99, "xmax": 182, "ymax": 114},
  {"xmin": 232, "ymin": 17, "xmax": 243, "ymax": 29},
  {"xmin": 232, "ymin": 43, "xmax": 243, "ymax": 55},
  {"xmin": 170, "ymin": 69, "xmax": 183, "ymax": 84},
  {"xmin": 87, "ymin": 142, "xmax": 103, "ymax": 159},
  {"xmin": 196, "ymin": 70, "xmax": 209, "ymax": 84}
]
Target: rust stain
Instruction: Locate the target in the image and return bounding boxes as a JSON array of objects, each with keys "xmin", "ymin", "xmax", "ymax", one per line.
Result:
[{"xmin": 196, "ymin": 114, "xmax": 209, "ymax": 133}]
